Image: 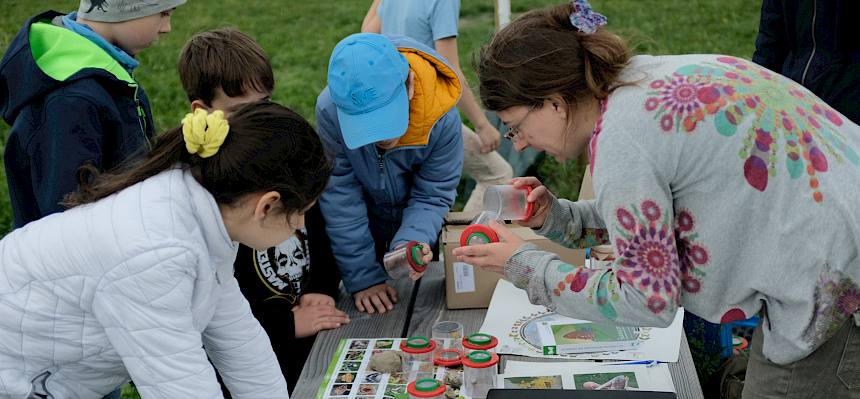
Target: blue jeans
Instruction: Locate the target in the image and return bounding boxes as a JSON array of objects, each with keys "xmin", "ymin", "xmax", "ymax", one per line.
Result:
[{"xmin": 103, "ymin": 388, "xmax": 122, "ymax": 399}]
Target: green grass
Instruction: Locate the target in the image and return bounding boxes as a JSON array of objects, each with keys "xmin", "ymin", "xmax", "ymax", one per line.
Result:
[
  {"xmin": 0, "ymin": 0, "xmax": 760, "ymax": 237},
  {"xmin": 1, "ymin": 1, "xmax": 761, "ymax": 396}
]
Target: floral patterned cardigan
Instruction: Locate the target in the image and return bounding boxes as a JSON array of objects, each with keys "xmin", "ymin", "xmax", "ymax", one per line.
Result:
[{"xmin": 506, "ymin": 54, "xmax": 860, "ymax": 365}]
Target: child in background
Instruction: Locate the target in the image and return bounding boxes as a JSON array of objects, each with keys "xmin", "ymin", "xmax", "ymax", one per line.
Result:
[
  {"xmin": 316, "ymin": 33, "xmax": 462, "ymax": 314},
  {"xmin": 363, "ymin": 0, "xmax": 513, "ymax": 213},
  {"xmin": 178, "ymin": 28, "xmax": 348, "ymax": 391},
  {"xmin": 0, "ymin": 0, "xmax": 183, "ymax": 228},
  {"xmin": 0, "ymin": 101, "xmax": 327, "ymax": 398}
]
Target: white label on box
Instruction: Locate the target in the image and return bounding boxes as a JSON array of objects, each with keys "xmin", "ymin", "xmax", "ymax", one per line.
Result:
[{"xmin": 453, "ymin": 262, "xmax": 476, "ymax": 293}]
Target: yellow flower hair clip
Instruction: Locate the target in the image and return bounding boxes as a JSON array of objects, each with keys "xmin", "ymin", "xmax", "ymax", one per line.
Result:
[{"xmin": 181, "ymin": 108, "xmax": 229, "ymax": 158}]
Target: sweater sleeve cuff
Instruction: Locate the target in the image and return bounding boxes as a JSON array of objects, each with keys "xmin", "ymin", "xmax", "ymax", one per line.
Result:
[
  {"xmin": 505, "ymin": 243, "xmax": 555, "ymax": 311},
  {"xmin": 534, "ymin": 196, "xmax": 573, "ymax": 238}
]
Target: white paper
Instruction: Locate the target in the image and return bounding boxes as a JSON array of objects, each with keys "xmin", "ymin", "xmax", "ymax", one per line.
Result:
[
  {"xmin": 453, "ymin": 262, "xmax": 476, "ymax": 293},
  {"xmin": 480, "ymin": 280, "xmax": 685, "ymax": 362},
  {"xmin": 500, "ymin": 360, "xmax": 675, "ymax": 392}
]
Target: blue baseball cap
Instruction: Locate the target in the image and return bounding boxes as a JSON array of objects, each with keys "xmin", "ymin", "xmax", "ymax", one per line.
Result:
[{"xmin": 327, "ymin": 33, "xmax": 410, "ymax": 150}]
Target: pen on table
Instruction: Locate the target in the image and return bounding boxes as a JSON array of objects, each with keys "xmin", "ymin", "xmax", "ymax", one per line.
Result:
[{"xmin": 603, "ymin": 360, "xmax": 659, "ymax": 367}]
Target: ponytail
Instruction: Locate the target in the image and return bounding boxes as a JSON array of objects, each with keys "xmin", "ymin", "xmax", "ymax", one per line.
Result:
[
  {"xmin": 64, "ymin": 101, "xmax": 331, "ymax": 218},
  {"xmin": 65, "ymin": 127, "xmax": 188, "ymax": 206}
]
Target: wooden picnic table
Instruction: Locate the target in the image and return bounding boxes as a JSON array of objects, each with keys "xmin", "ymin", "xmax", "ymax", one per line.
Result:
[{"xmin": 293, "ymin": 262, "xmax": 705, "ymax": 398}]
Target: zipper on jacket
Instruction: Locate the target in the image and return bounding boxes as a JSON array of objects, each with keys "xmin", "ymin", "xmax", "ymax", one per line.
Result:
[
  {"xmin": 375, "ymin": 149, "xmax": 387, "ymax": 192},
  {"xmin": 370, "ymin": 143, "xmax": 429, "ymax": 207},
  {"xmin": 374, "ymin": 148, "xmax": 397, "ymax": 205},
  {"xmin": 800, "ymin": 0, "xmax": 818, "ymax": 85},
  {"xmin": 131, "ymin": 81, "xmax": 152, "ymax": 151}
]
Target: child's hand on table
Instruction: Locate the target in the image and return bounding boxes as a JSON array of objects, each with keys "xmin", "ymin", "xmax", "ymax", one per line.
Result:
[
  {"xmin": 299, "ymin": 293, "xmax": 336, "ymax": 307},
  {"xmin": 292, "ymin": 302, "xmax": 350, "ymax": 338},
  {"xmin": 353, "ymin": 283, "xmax": 398, "ymax": 314}
]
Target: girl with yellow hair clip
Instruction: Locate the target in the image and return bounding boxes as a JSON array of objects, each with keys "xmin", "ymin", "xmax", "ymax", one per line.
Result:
[{"xmin": 0, "ymin": 100, "xmax": 329, "ymax": 398}]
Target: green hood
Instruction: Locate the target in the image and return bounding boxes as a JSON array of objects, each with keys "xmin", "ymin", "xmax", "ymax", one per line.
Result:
[{"xmin": 29, "ymin": 21, "xmax": 135, "ymax": 85}]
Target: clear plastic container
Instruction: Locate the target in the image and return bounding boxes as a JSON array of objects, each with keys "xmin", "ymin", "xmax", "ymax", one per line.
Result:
[
  {"xmin": 433, "ymin": 348, "xmax": 462, "ymax": 367},
  {"xmin": 407, "ymin": 378, "xmax": 447, "ymax": 399},
  {"xmin": 400, "ymin": 336, "xmax": 437, "ymax": 374},
  {"xmin": 431, "ymin": 320, "xmax": 464, "ymax": 351},
  {"xmin": 461, "ymin": 333, "xmax": 498, "ymax": 355},
  {"xmin": 483, "ymin": 185, "xmax": 534, "ymax": 221},
  {"xmin": 462, "ymin": 350, "xmax": 499, "ymax": 399},
  {"xmin": 383, "ymin": 241, "xmax": 428, "ymax": 279},
  {"xmin": 459, "ymin": 211, "xmax": 503, "ymax": 247}
]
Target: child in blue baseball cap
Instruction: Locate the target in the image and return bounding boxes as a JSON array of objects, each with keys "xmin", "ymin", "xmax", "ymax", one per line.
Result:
[{"xmin": 316, "ymin": 32, "xmax": 464, "ymax": 314}]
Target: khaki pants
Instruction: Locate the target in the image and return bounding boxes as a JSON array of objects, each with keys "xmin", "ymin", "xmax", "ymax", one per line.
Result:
[
  {"xmin": 743, "ymin": 316, "xmax": 860, "ymax": 398},
  {"xmin": 461, "ymin": 124, "xmax": 513, "ymax": 213}
]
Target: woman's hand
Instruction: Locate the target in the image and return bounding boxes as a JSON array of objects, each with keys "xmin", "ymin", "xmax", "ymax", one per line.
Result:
[
  {"xmin": 452, "ymin": 220, "xmax": 525, "ymax": 274},
  {"xmin": 511, "ymin": 177, "xmax": 555, "ymax": 229}
]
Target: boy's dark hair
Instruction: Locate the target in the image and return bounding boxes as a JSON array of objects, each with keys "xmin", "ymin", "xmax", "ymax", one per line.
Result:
[
  {"xmin": 178, "ymin": 28, "xmax": 275, "ymax": 105},
  {"xmin": 477, "ymin": 3, "xmax": 631, "ymax": 112},
  {"xmin": 65, "ymin": 101, "xmax": 331, "ymax": 219}
]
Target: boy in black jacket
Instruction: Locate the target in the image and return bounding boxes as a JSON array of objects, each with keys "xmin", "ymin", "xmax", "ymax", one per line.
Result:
[
  {"xmin": 0, "ymin": 0, "xmax": 184, "ymax": 228},
  {"xmin": 178, "ymin": 28, "xmax": 348, "ymax": 392}
]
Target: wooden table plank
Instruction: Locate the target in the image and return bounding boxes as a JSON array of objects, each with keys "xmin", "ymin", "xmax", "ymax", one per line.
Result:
[
  {"xmin": 292, "ymin": 276, "xmax": 416, "ymax": 398},
  {"xmin": 408, "ymin": 262, "xmax": 705, "ymax": 399}
]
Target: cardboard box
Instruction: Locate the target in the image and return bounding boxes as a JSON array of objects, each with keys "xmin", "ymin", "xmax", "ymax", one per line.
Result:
[{"xmin": 442, "ymin": 212, "xmax": 586, "ymax": 309}]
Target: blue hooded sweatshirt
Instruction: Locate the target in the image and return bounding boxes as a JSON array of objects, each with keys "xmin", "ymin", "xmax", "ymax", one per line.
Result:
[
  {"xmin": 315, "ymin": 35, "xmax": 463, "ymax": 294},
  {"xmin": 0, "ymin": 11, "xmax": 155, "ymax": 228}
]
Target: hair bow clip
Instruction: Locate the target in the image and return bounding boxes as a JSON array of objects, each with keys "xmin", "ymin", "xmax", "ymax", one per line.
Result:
[{"xmin": 569, "ymin": 0, "xmax": 607, "ymax": 34}]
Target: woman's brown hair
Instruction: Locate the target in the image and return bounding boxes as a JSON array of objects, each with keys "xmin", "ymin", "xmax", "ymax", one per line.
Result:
[
  {"xmin": 477, "ymin": 3, "xmax": 631, "ymax": 112},
  {"xmin": 65, "ymin": 101, "xmax": 331, "ymax": 218}
]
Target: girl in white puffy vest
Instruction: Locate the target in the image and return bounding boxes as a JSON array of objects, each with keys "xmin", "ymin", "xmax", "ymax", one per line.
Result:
[{"xmin": 0, "ymin": 100, "xmax": 330, "ymax": 399}]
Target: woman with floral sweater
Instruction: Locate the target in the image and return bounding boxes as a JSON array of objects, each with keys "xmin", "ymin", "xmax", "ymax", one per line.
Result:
[{"xmin": 455, "ymin": 2, "xmax": 860, "ymax": 397}]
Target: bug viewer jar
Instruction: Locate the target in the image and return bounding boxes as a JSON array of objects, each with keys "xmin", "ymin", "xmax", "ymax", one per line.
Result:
[
  {"xmin": 461, "ymin": 333, "xmax": 498, "ymax": 355},
  {"xmin": 483, "ymin": 184, "xmax": 534, "ymax": 221},
  {"xmin": 462, "ymin": 350, "xmax": 499, "ymax": 399},
  {"xmin": 407, "ymin": 378, "xmax": 447, "ymax": 399},
  {"xmin": 400, "ymin": 336, "xmax": 437, "ymax": 371},
  {"xmin": 383, "ymin": 241, "xmax": 428, "ymax": 279},
  {"xmin": 460, "ymin": 211, "xmax": 504, "ymax": 247}
]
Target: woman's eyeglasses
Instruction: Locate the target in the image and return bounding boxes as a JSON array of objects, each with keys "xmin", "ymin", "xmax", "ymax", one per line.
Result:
[{"xmin": 504, "ymin": 105, "xmax": 538, "ymax": 142}]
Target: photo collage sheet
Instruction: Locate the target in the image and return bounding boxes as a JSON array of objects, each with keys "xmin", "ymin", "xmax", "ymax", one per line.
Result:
[{"xmin": 319, "ymin": 338, "xmax": 470, "ymax": 399}]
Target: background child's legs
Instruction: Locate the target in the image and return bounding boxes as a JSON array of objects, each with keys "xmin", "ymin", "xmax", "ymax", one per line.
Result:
[
  {"xmin": 461, "ymin": 124, "xmax": 513, "ymax": 214},
  {"xmin": 742, "ymin": 316, "xmax": 860, "ymax": 398}
]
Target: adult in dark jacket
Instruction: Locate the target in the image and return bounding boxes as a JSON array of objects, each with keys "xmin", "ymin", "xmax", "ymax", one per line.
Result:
[
  {"xmin": 0, "ymin": 6, "xmax": 178, "ymax": 228},
  {"xmin": 753, "ymin": 0, "xmax": 860, "ymax": 124}
]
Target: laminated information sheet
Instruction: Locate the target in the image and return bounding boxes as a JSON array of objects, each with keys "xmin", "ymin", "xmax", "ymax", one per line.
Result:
[{"xmin": 481, "ymin": 280, "xmax": 685, "ymax": 362}]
